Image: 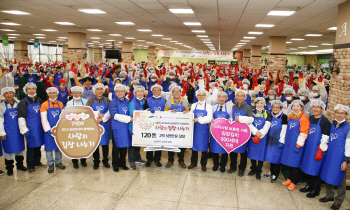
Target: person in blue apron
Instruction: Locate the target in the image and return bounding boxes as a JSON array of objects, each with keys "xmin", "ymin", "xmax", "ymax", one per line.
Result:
[
  {"xmin": 40, "ymin": 87, "xmax": 66, "ymax": 173},
  {"xmin": 119, "ymin": 71, "xmax": 132, "ymax": 87},
  {"xmin": 18, "ymin": 82, "xmax": 46, "ymax": 174},
  {"xmin": 164, "ymin": 86, "xmax": 190, "ymax": 169},
  {"xmin": 0, "ymin": 87, "xmax": 27, "ymax": 176},
  {"xmin": 162, "ymin": 70, "xmax": 181, "ymax": 92},
  {"xmin": 228, "ymin": 89, "xmax": 254, "ymax": 177},
  {"xmin": 109, "ymin": 84, "xmax": 132, "ymax": 172},
  {"xmin": 241, "ymin": 79, "xmax": 252, "ymax": 106},
  {"xmin": 53, "ymin": 66, "xmax": 64, "ymax": 87},
  {"xmin": 265, "ymin": 90, "xmax": 277, "ymax": 113},
  {"xmin": 147, "ymin": 73, "xmax": 162, "ymax": 98},
  {"xmin": 255, "ymin": 85, "xmax": 265, "ymax": 98},
  {"xmin": 319, "ymin": 104, "xmax": 350, "ymax": 209},
  {"xmin": 225, "ymin": 80, "xmax": 235, "ymax": 103},
  {"xmin": 210, "ymin": 91, "xmax": 233, "ymax": 173},
  {"xmin": 74, "ymin": 75, "xmax": 101, "ymax": 100},
  {"xmin": 299, "ymin": 100, "xmax": 331, "ymax": 198},
  {"xmin": 145, "ymin": 84, "xmax": 167, "ymax": 167},
  {"xmin": 280, "ymin": 100, "xmax": 310, "ymax": 191},
  {"xmin": 66, "ymin": 86, "xmax": 88, "ymax": 169},
  {"xmin": 247, "ymin": 97, "xmax": 272, "ymax": 180},
  {"xmin": 188, "ymin": 89, "xmax": 213, "ymax": 172},
  {"xmin": 24, "ymin": 67, "xmax": 40, "ymax": 84},
  {"xmin": 56, "ymin": 79, "xmax": 70, "ymax": 106},
  {"xmin": 87, "ymin": 83, "xmax": 111, "ymax": 170}
]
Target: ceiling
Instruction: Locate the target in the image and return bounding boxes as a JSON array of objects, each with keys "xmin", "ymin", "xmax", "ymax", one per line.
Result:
[{"xmin": 0, "ymin": 0, "xmax": 346, "ymax": 55}]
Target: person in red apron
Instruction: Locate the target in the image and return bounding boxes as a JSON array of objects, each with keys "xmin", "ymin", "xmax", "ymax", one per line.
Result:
[
  {"xmin": 319, "ymin": 104, "xmax": 350, "ymax": 210},
  {"xmin": 299, "ymin": 100, "xmax": 331, "ymax": 198},
  {"xmin": 280, "ymin": 100, "xmax": 310, "ymax": 191},
  {"xmin": 188, "ymin": 89, "xmax": 213, "ymax": 172},
  {"xmin": 18, "ymin": 82, "xmax": 46, "ymax": 174},
  {"xmin": 247, "ymin": 97, "xmax": 272, "ymax": 180},
  {"xmin": 0, "ymin": 87, "xmax": 27, "ymax": 176},
  {"xmin": 40, "ymin": 87, "xmax": 66, "ymax": 173},
  {"xmin": 210, "ymin": 91, "xmax": 233, "ymax": 173},
  {"xmin": 263, "ymin": 100, "xmax": 287, "ymax": 183},
  {"xmin": 228, "ymin": 89, "xmax": 254, "ymax": 177},
  {"xmin": 87, "ymin": 83, "xmax": 111, "ymax": 169}
]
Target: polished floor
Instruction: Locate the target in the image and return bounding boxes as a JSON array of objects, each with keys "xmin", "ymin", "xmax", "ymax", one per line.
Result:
[{"xmin": 1, "ymin": 147, "xmax": 350, "ymax": 210}]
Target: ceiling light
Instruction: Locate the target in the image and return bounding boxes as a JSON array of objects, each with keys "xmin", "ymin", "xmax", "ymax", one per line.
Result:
[
  {"xmin": 36, "ymin": 37, "xmax": 45, "ymax": 39},
  {"xmin": 203, "ymin": 42, "xmax": 212, "ymax": 43},
  {"xmin": 308, "ymin": 45, "xmax": 318, "ymax": 47},
  {"xmin": 2, "ymin": 10, "xmax": 30, "ymax": 15},
  {"xmin": 137, "ymin": 29, "xmax": 152, "ymax": 32},
  {"xmin": 54, "ymin": 22, "xmax": 75, "ymax": 25},
  {"xmin": 137, "ymin": 40, "xmax": 146, "ymax": 42},
  {"xmin": 154, "ymin": 44, "xmax": 161, "ymax": 45},
  {"xmin": 118, "ymin": 42, "xmax": 122, "ymax": 43},
  {"xmin": 267, "ymin": 10, "xmax": 295, "ymax": 16},
  {"xmin": 42, "ymin": 29, "xmax": 57, "ymax": 31},
  {"xmin": 184, "ymin": 22, "xmax": 201, "ymax": 25},
  {"xmin": 235, "ymin": 45, "xmax": 243, "ymax": 47},
  {"xmin": 78, "ymin": 9, "xmax": 106, "ymax": 14},
  {"xmin": 0, "ymin": 29, "xmax": 15, "ymax": 31},
  {"xmin": 1, "ymin": 22, "xmax": 20, "ymax": 25},
  {"xmin": 49, "ymin": 41, "xmax": 56, "ymax": 42},
  {"xmin": 243, "ymin": 36, "xmax": 256, "ymax": 39},
  {"xmin": 290, "ymin": 48, "xmax": 298, "ymax": 50},
  {"xmin": 240, "ymin": 40, "xmax": 250, "ymax": 42},
  {"xmin": 33, "ymin": 34, "xmax": 46, "ymax": 36},
  {"xmin": 192, "ymin": 30, "xmax": 205, "ymax": 33},
  {"xmin": 92, "ymin": 41, "xmax": 100, "ymax": 43},
  {"xmin": 169, "ymin": 41, "xmax": 178, "ymax": 42},
  {"xmin": 162, "ymin": 38, "xmax": 172, "ymax": 40},
  {"xmin": 248, "ymin": 31, "xmax": 263, "ymax": 35},
  {"xmin": 90, "ymin": 37, "xmax": 101, "ymax": 39},
  {"xmin": 305, "ymin": 34, "xmax": 322, "ymax": 36},
  {"xmin": 146, "ymin": 42, "xmax": 154, "ymax": 44},
  {"xmin": 8, "ymin": 34, "xmax": 20, "ymax": 36},
  {"xmin": 58, "ymin": 37, "xmax": 68, "ymax": 39},
  {"xmin": 197, "ymin": 35, "xmax": 208, "ymax": 37},
  {"xmin": 169, "ymin": 9, "xmax": 194, "ymax": 14},
  {"xmin": 87, "ymin": 29, "xmax": 102, "ymax": 31},
  {"xmin": 151, "ymin": 34, "xmax": 163, "ymax": 37},
  {"xmin": 8, "ymin": 37, "xmax": 17, "ymax": 38},
  {"xmin": 115, "ymin": 22, "xmax": 135, "ymax": 25},
  {"xmin": 255, "ymin": 24, "xmax": 274, "ymax": 27},
  {"xmin": 109, "ymin": 34, "xmax": 122, "ymax": 36},
  {"xmin": 298, "ymin": 47, "xmax": 307, "ymax": 49},
  {"xmin": 286, "ymin": 42, "xmax": 292, "ymax": 44},
  {"xmin": 328, "ymin": 27, "xmax": 337, "ymax": 30},
  {"xmin": 57, "ymin": 39, "xmax": 65, "ymax": 41},
  {"xmin": 106, "ymin": 40, "xmax": 115, "ymax": 41},
  {"xmin": 237, "ymin": 43, "xmax": 247, "ymax": 45},
  {"xmin": 175, "ymin": 43, "xmax": 183, "ymax": 45},
  {"xmin": 291, "ymin": 38, "xmax": 304, "ymax": 41},
  {"xmin": 201, "ymin": 39, "xmax": 210, "ymax": 41},
  {"xmin": 321, "ymin": 43, "xmax": 333, "ymax": 45},
  {"xmin": 125, "ymin": 37, "xmax": 135, "ymax": 39}
]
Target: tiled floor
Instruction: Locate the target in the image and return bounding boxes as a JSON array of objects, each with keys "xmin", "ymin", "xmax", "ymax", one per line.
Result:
[{"xmin": 1, "ymin": 147, "xmax": 350, "ymax": 210}]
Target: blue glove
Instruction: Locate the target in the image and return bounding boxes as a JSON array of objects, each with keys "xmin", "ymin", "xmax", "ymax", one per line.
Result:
[
  {"xmin": 278, "ymin": 143, "xmax": 284, "ymax": 149},
  {"xmin": 294, "ymin": 147, "xmax": 300, "ymax": 153},
  {"xmin": 129, "ymin": 130, "xmax": 133, "ymax": 136},
  {"xmin": 24, "ymin": 131, "xmax": 31, "ymax": 138},
  {"xmin": 47, "ymin": 130, "xmax": 53, "ymax": 137}
]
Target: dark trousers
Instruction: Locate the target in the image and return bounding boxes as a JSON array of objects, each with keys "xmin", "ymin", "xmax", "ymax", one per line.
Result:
[
  {"xmin": 26, "ymin": 146, "xmax": 42, "ymax": 170},
  {"xmin": 168, "ymin": 148, "xmax": 186, "ymax": 163},
  {"xmin": 93, "ymin": 145, "xmax": 109, "ymax": 164},
  {"xmin": 5, "ymin": 156, "xmax": 25, "ymax": 171},
  {"xmin": 230, "ymin": 152, "xmax": 247, "ymax": 171},
  {"xmin": 128, "ymin": 146, "xmax": 141, "ymax": 163},
  {"xmin": 190, "ymin": 151, "xmax": 208, "ymax": 166},
  {"xmin": 305, "ymin": 174, "xmax": 322, "ymax": 192},
  {"xmin": 111, "ymin": 139, "xmax": 127, "ymax": 168},
  {"xmin": 72, "ymin": 158, "xmax": 86, "ymax": 164},
  {"xmin": 289, "ymin": 166, "xmax": 300, "ymax": 184},
  {"xmin": 270, "ymin": 163, "xmax": 281, "ymax": 178},
  {"xmin": 146, "ymin": 151, "xmax": 162, "ymax": 162},
  {"xmin": 250, "ymin": 160, "xmax": 264, "ymax": 173},
  {"xmin": 212, "ymin": 153, "xmax": 228, "ymax": 168}
]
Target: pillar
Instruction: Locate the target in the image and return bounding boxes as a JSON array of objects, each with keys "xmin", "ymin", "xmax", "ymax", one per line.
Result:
[
  {"xmin": 163, "ymin": 57, "xmax": 170, "ymax": 67},
  {"xmin": 304, "ymin": 55, "xmax": 319, "ymax": 68},
  {"xmin": 243, "ymin": 49, "xmax": 250, "ymax": 68},
  {"xmin": 268, "ymin": 36, "xmax": 287, "ymax": 81},
  {"xmin": 68, "ymin": 32, "xmax": 87, "ymax": 75},
  {"xmin": 62, "ymin": 45, "xmax": 68, "ymax": 62},
  {"xmin": 147, "ymin": 46, "xmax": 157, "ymax": 68},
  {"xmin": 121, "ymin": 42, "xmax": 133, "ymax": 65},
  {"xmin": 250, "ymin": 45, "xmax": 262, "ymax": 71},
  {"xmin": 14, "ymin": 41, "xmax": 28, "ymax": 62},
  {"xmin": 327, "ymin": 0, "xmax": 350, "ymax": 122},
  {"xmin": 94, "ymin": 48, "xmax": 102, "ymax": 63}
]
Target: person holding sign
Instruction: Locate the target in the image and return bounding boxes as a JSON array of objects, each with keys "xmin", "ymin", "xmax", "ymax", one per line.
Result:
[
  {"xmin": 280, "ymin": 100, "xmax": 310, "ymax": 191},
  {"xmin": 210, "ymin": 91, "xmax": 232, "ymax": 173},
  {"xmin": 18, "ymin": 83, "xmax": 46, "ymax": 174},
  {"xmin": 0, "ymin": 87, "xmax": 27, "ymax": 176},
  {"xmin": 145, "ymin": 84, "xmax": 166, "ymax": 167},
  {"xmin": 40, "ymin": 87, "xmax": 66, "ymax": 173},
  {"xmin": 164, "ymin": 85, "xmax": 190, "ymax": 169},
  {"xmin": 247, "ymin": 97, "xmax": 272, "ymax": 180},
  {"xmin": 188, "ymin": 89, "xmax": 213, "ymax": 172},
  {"xmin": 109, "ymin": 84, "xmax": 132, "ymax": 172},
  {"xmin": 228, "ymin": 89, "xmax": 254, "ymax": 177},
  {"xmin": 87, "ymin": 83, "xmax": 111, "ymax": 170},
  {"xmin": 66, "ymin": 86, "xmax": 88, "ymax": 169}
]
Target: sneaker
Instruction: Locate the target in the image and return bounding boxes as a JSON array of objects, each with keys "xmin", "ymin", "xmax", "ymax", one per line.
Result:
[
  {"xmin": 48, "ymin": 165, "xmax": 54, "ymax": 173},
  {"xmin": 130, "ymin": 162, "xmax": 136, "ymax": 170},
  {"xmin": 282, "ymin": 179, "xmax": 292, "ymax": 186},
  {"xmin": 145, "ymin": 162, "xmax": 151, "ymax": 167},
  {"xmin": 56, "ymin": 163, "xmax": 66, "ymax": 170},
  {"xmin": 264, "ymin": 171, "xmax": 272, "ymax": 178},
  {"xmin": 135, "ymin": 159, "xmax": 146, "ymax": 164},
  {"xmin": 271, "ymin": 175, "xmax": 277, "ymax": 183},
  {"xmin": 155, "ymin": 162, "xmax": 162, "ymax": 167},
  {"xmin": 288, "ymin": 183, "xmax": 297, "ymax": 191},
  {"xmin": 0, "ymin": 170, "xmax": 4, "ymax": 176}
]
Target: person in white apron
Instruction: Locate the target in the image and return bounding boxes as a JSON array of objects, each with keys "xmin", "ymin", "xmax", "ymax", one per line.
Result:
[{"xmin": 0, "ymin": 87, "xmax": 27, "ymax": 176}]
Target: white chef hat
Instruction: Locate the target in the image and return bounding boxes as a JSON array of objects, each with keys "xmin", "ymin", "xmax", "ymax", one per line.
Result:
[
  {"xmin": 71, "ymin": 86, "xmax": 84, "ymax": 93},
  {"xmin": 92, "ymin": 83, "xmax": 106, "ymax": 94},
  {"xmin": 151, "ymin": 84, "xmax": 163, "ymax": 91},
  {"xmin": 131, "ymin": 80, "xmax": 139, "ymax": 85},
  {"xmin": 195, "ymin": 88, "xmax": 208, "ymax": 97},
  {"xmin": 150, "ymin": 73, "xmax": 158, "ymax": 78},
  {"xmin": 23, "ymin": 82, "xmax": 37, "ymax": 92},
  {"xmin": 114, "ymin": 84, "xmax": 128, "ymax": 92},
  {"xmin": 334, "ymin": 104, "xmax": 350, "ymax": 114},
  {"xmin": 46, "ymin": 87, "xmax": 59, "ymax": 94},
  {"xmin": 1, "ymin": 87, "xmax": 15, "ymax": 95},
  {"xmin": 271, "ymin": 100, "xmax": 284, "ymax": 108},
  {"xmin": 310, "ymin": 99, "xmax": 326, "ymax": 110},
  {"xmin": 254, "ymin": 97, "xmax": 266, "ymax": 105}
]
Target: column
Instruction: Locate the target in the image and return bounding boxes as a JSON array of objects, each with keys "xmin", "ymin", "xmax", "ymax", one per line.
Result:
[
  {"xmin": 121, "ymin": 42, "xmax": 133, "ymax": 65},
  {"xmin": 162, "ymin": 57, "xmax": 170, "ymax": 67},
  {"xmin": 268, "ymin": 36, "xmax": 287, "ymax": 81},
  {"xmin": 243, "ymin": 49, "xmax": 250, "ymax": 68},
  {"xmin": 327, "ymin": 0, "xmax": 350, "ymax": 122},
  {"xmin": 93, "ymin": 48, "xmax": 102, "ymax": 63},
  {"xmin": 14, "ymin": 41, "xmax": 28, "ymax": 62},
  {"xmin": 304, "ymin": 55, "xmax": 321, "ymax": 69},
  {"xmin": 62, "ymin": 45, "xmax": 68, "ymax": 62},
  {"xmin": 147, "ymin": 46, "xmax": 157, "ymax": 68},
  {"xmin": 250, "ymin": 45, "xmax": 262, "ymax": 71},
  {"xmin": 68, "ymin": 32, "xmax": 87, "ymax": 75}
]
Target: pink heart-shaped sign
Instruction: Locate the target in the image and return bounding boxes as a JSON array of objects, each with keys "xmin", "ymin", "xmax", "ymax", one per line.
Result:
[
  {"xmin": 73, "ymin": 114, "xmax": 81, "ymax": 121},
  {"xmin": 65, "ymin": 113, "xmax": 74, "ymax": 121},
  {"xmin": 210, "ymin": 119, "xmax": 251, "ymax": 153}
]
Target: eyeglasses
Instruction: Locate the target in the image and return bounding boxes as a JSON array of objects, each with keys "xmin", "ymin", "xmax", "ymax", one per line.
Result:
[
  {"xmin": 197, "ymin": 94, "xmax": 206, "ymax": 97},
  {"xmin": 335, "ymin": 112, "xmax": 347, "ymax": 115},
  {"xmin": 173, "ymin": 90, "xmax": 181, "ymax": 93},
  {"xmin": 115, "ymin": 90, "xmax": 125, "ymax": 93}
]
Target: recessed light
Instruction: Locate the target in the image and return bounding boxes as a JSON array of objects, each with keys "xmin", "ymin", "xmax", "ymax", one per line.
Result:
[
  {"xmin": 78, "ymin": 9, "xmax": 106, "ymax": 14},
  {"xmin": 255, "ymin": 24, "xmax": 274, "ymax": 27},
  {"xmin": 169, "ymin": 9, "xmax": 194, "ymax": 14},
  {"xmin": 267, "ymin": 10, "xmax": 295, "ymax": 16},
  {"xmin": 57, "ymin": 39, "xmax": 65, "ymax": 41},
  {"xmin": 169, "ymin": 41, "xmax": 178, "ymax": 42},
  {"xmin": 162, "ymin": 38, "xmax": 172, "ymax": 40},
  {"xmin": 243, "ymin": 36, "xmax": 256, "ymax": 39},
  {"xmin": 328, "ymin": 27, "xmax": 337, "ymax": 30},
  {"xmin": 92, "ymin": 41, "xmax": 100, "ymax": 43},
  {"xmin": 137, "ymin": 29, "xmax": 152, "ymax": 32},
  {"xmin": 203, "ymin": 42, "xmax": 212, "ymax": 43},
  {"xmin": 151, "ymin": 34, "xmax": 163, "ymax": 36},
  {"xmin": 248, "ymin": 31, "xmax": 263, "ymax": 35},
  {"xmin": 308, "ymin": 45, "xmax": 318, "ymax": 47},
  {"xmin": 154, "ymin": 44, "xmax": 161, "ymax": 45},
  {"xmin": 146, "ymin": 42, "xmax": 154, "ymax": 44},
  {"xmin": 298, "ymin": 47, "xmax": 307, "ymax": 49},
  {"xmin": 1, "ymin": 10, "xmax": 31, "ymax": 15},
  {"xmin": 7, "ymin": 34, "xmax": 20, "ymax": 36},
  {"xmin": 192, "ymin": 30, "xmax": 205, "ymax": 33},
  {"xmin": 33, "ymin": 34, "xmax": 46, "ymax": 36},
  {"xmin": 90, "ymin": 37, "xmax": 101, "ymax": 39},
  {"xmin": 286, "ymin": 42, "xmax": 292, "ymax": 44},
  {"xmin": 36, "ymin": 37, "xmax": 45, "ymax": 39},
  {"xmin": 8, "ymin": 37, "xmax": 17, "ymax": 38},
  {"xmin": 237, "ymin": 43, "xmax": 247, "ymax": 45},
  {"xmin": 57, "ymin": 37, "xmax": 68, "ymax": 39},
  {"xmin": 0, "ymin": 29, "xmax": 15, "ymax": 31},
  {"xmin": 49, "ymin": 41, "xmax": 57, "ymax": 42},
  {"xmin": 235, "ymin": 45, "xmax": 244, "ymax": 47},
  {"xmin": 106, "ymin": 40, "xmax": 115, "ymax": 41},
  {"xmin": 290, "ymin": 48, "xmax": 298, "ymax": 50},
  {"xmin": 54, "ymin": 22, "xmax": 75, "ymax": 25},
  {"xmin": 321, "ymin": 43, "xmax": 333, "ymax": 45},
  {"xmin": 87, "ymin": 29, "xmax": 102, "ymax": 31},
  {"xmin": 184, "ymin": 22, "xmax": 201, "ymax": 26},
  {"xmin": 175, "ymin": 43, "xmax": 183, "ymax": 44},
  {"xmin": 200, "ymin": 39, "xmax": 210, "ymax": 41},
  {"xmin": 137, "ymin": 40, "xmax": 146, "ymax": 42},
  {"xmin": 1, "ymin": 22, "xmax": 20, "ymax": 25},
  {"xmin": 240, "ymin": 40, "xmax": 250, "ymax": 42},
  {"xmin": 197, "ymin": 35, "xmax": 208, "ymax": 38},
  {"xmin": 42, "ymin": 29, "xmax": 57, "ymax": 31},
  {"xmin": 125, "ymin": 37, "xmax": 135, "ymax": 39},
  {"xmin": 291, "ymin": 38, "xmax": 304, "ymax": 41},
  {"xmin": 115, "ymin": 22, "xmax": 135, "ymax": 25},
  {"xmin": 305, "ymin": 34, "xmax": 322, "ymax": 36},
  {"xmin": 109, "ymin": 34, "xmax": 122, "ymax": 36}
]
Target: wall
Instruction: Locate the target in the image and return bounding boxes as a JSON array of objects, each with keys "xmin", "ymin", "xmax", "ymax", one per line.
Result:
[{"xmin": 261, "ymin": 54, "xmax": 305, "ymax": 66}]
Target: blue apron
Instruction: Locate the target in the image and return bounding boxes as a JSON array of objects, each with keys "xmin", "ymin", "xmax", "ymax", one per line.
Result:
[
  {"xmin": 210, "ymin": 104, "xmax": 229, "ymax": 154},
  {"xmin": 147, "ymin": 97, "xmax": 166, "ymax": 112},
  {"xmin": 27, "ymin": 75, "xmax": 36, "ymax": 84},
  {"xmin": 91, "ymin": 97, "xmax": 110, "ymax": 145},
  {"xmin": 247, "ymin": 113, "xmax": 268, "ymax": 161},
  {"xmin": 14, "ymin": 75, "xmax": 19, "ymax": 86},
  {"xmin": 57, "ymin": 88, "xmax": 68, "ymax": 105},
  {"xmin": 280, "ymin": 113, "xmax": 304, "ymax": 168},
  {"xmin": 301, "ymin": 116, "xmax": 324, "ymax": 176},
  {"xmin": 111, "ymin": 98, "xmax": 131, "ymax": 148},
  {"xmin": 192, "ymin": 103, "xmax": 209, "ymax": 152},
  {"xmin": 44, "ymin": 102, "xmax": 62, "ymax": 151},
  {"xmin": 25, "ymin": 98, "xmax": 44, "ymax": 148},
  {"xmin": 321, "ymin": 121, "xmax": 350, "ymax": 186},
  {"xmin": 225, "ymin": 89, "xmax": 235, "ymax": 103},
  {"xmin": 245, "ymin": 91, "xmax": 251, "ymax": 106},
  {"xmin": 82, "ymin": 86, "xmax": 94, "ymax": 100},
  {"xmin": 169, "ymin": 99, "xmax": 185, "ymax": 112},
  {"xmin": 232, "ymin": 103, "xmax": 249, "ymax": 153},
  {"xmin": 147, "ymin": 80, "xmax": 158, "ymax": 98},
  {"xmin": 264, "ymin": 114, "xmax": 283, "ymax": 164},
  {"xmin": 54, "ymin": 73, "xmax": 63, "ymax": 87},
  {"xmin": 265, "ymin": 102, "xmax": 272, "ymax": 113},
  {"xmin": 2, "ymin": 101, "xmax": 25, "ymax": 153}
]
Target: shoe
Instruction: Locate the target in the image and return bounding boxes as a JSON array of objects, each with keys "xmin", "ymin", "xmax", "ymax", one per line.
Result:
[
  {"xmin": 48, "ymin": 165, "xmax": 54, "ymax": 173},
  {"xmin": 227, "ymin": 168, "xmax": 237, "ymax": 174},
  {"xmin": 81, "ymin": 161, "xmax": 87, "ymax": 167},
  {"xmin": 288, "ymin": 183, "xmax": 297, "ymax": 191},
  {"xmin": 179, "ymin": 162, "xmax": 187, "ymax": 169},
  {"xmin": 165, "ymin": 162, "xmax": 173, "ymax": 168},
  {"xmin": 330, "ymin": 202, "xmax": 341, "ymax": 210},
  {"xmin": 220, "ymin": 167, "xmax": 225, "ymax": 173},
  {"xmin": 264, "ymin": 171, "xmax": 271, "ymax": 178},
  {"xmin": 73, "ymin": 162, "xmax": 79, "ymax": 169},
  {"xmin": 271, "ymin": 175, "xmax": 277, "ymax": 183},
  {"xmin": 7, "ymin": 170, "xmax": 13, "ymax": 176},
  {"xmin": 130, "ymin": 162, "xmax": 136, "ymax": 170},
  {"xmin": 93, "ymin": 163, "xmax": 99, "ymax": 170},
  {"xmin": 29, "ymin": 169, "xmax": 35, "ymax": 174},
  {"xmin": 145, "ymin": 162, "xmax": 151, "ymax": 167},
  {"xmin": 187, "ymin": 164, "xmax": 197, "ymax": 169},
  {"xmin": 56, "ymin": 163, "xmax": 66, "ymax": 170},
  {"xmin": 238, "ymin": 170, "xmax": 244, "ymax": 177},
  {"xmin": 248, "ymin": 169, "xmax": 256, "ymax": 176},
  {"xmin": 202, "ymin": 166, "xmax": 207, "ymax": 172},
  {"xmin": 17, "ymin": 165, "xmax": 28, "ymax": 171},
  {"xmin": 299, "ymin": 185, "xmax": 313, "ymax": 193},
  {"xmin": 155, "ymin": 162, "xmax": 162, "ymax": 167},
  {"xmin": 0, "ymin": 170, "xmax": 4, "ymax": 176},
  {"xmin": 212, "ymin": 165, "xmax": 219, "ymax": 171},
  {"xmin": 256, "ymin": 173, "xmax": 261, "ymax": 180},
  {"xmin": 37, "ymin": 164, "xmax": 47, "ymax": 168},
  {"xmin": 121, "ymin": 166, "xmax": 129, "ymax": 170},
  {"xmin": 282, "ymin": 179, "xmax": 292, "ymax": 186},
  {"xmin": 103, "ymin": 162, "xmax": 110, "ymax": 168},
  {"xmin": 113, "ymin": 167, "xmax": 119, "ymax": 172},
  {"xmin": 319, "ymin": 196, "xmax": 334, "ymax": 203},
  {"xmin": 135, "ymin": 159, "xmax": 146, "ymax": 164},
  {"xmin": 306, "ymin": 190, "xmax": 320, "ymax": 198}
]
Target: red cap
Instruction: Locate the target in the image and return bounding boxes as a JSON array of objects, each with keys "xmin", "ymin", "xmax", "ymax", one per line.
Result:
[{"xmin": 59, "ymin": 79, "xmax": 67, "ymax": 83}]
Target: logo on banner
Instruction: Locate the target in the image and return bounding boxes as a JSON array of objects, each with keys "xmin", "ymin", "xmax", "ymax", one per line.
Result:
[
  {"xmin": 9, "ymin": 111, "xmax": 17, "ymax": 119},
  {"xmin": 330, "ymin": 133, "xmax": 338, "ymax": 141},
  {"xmin": 33, "ymin": 105, "xmax": 40, "ymax": 113},
  {"xmin": 51, "ymin": 110, "xmax": 60, "ymax": 118}
]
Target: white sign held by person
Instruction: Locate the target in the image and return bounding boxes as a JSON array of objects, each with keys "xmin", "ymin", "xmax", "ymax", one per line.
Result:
[{"xmin": 132, "ymin": 111, "xmax": 193, "ymax": 152}]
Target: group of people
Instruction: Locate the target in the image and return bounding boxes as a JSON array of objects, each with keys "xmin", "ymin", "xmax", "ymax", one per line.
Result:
[{"xmin": 0, "ymin": 60, "xmax": 348, "ymax": 209}]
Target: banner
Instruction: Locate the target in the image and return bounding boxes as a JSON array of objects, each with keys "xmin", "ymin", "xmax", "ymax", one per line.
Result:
[
  {"xmin": 51, "ymin": 106, "xmax": 105, "ymax": 159},
  {"xmin": 132, "ymin": 111, "xmax": 193, "ymax": 150},
  {"xmin": 158, "ymin": 49, "xmax": 233, "ymax": 59},
  {"xmin": 34, "ymin": 39, "xmax": 39, "ymax": 48},
  {"xmin": 2, "ymin": 35, "xmax": 8, "ymax": 46}
]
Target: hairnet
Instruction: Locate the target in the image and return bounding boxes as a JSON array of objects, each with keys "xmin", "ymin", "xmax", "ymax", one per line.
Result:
[
  {"xmin": 310, "ymin": 99, "xmax": 326, "ymax": 110},
  {"xmin": 134, "ymin": 85, "xmax": 145, "ymax": 92},
  {"xmin": 271, "ymin": 100, "xmax": 284, "ymax": 108},
  {"xmin": 334, "ymin": 104, "xmax": 350, "ymax": 114},
  {"xmin": 298, "ymin": 88, "xmax": 309, "ymax": 97},
  {"xmin": 291, "ymin": 100, "xmax": 304, "ymax": 107},
  {"xmin": 171, "ymin": 85, "xmax": 183, "ymax": 93},
  {"xmin": 217, "ymin": 91, "xmax": 228, "ymax": 98},
  {"xmin": 114, "ymin": 84, "xmax": 128, "ymax": 92},
  {"xmin": 151, "ymin": 84, "xmax": 163, "ymax": 91},
  {"xmin": 92, "ymin": 83, "xmax": 106, "ymax": 94},
  {"xmin": 284, "ymin": 88, "xmax": 295, "ymax": 95},
  {"xmin": 46, "ymin": 87, "xmax": 59, "ymax": 94},
  {"xmin": 254, "ymin": 97, "xmax": 266, "ymax": 105},
  {"xmin": 242, "ymin": 79, "xmax": 250, "ymax": 85},
  {"xmin": 195, "ymin": 89, "xmax": 208, "ymax": 97},
  {"xmin": 23, "ymin": 82, "xmax": 37, "ymax": 92},
  {"xmin": 71, "ymin": 86, "xmax": 84, "ymax": 93},
  {"xmin": 1, "ymin": 87, "xmax": 15, "ymax": 95}
]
